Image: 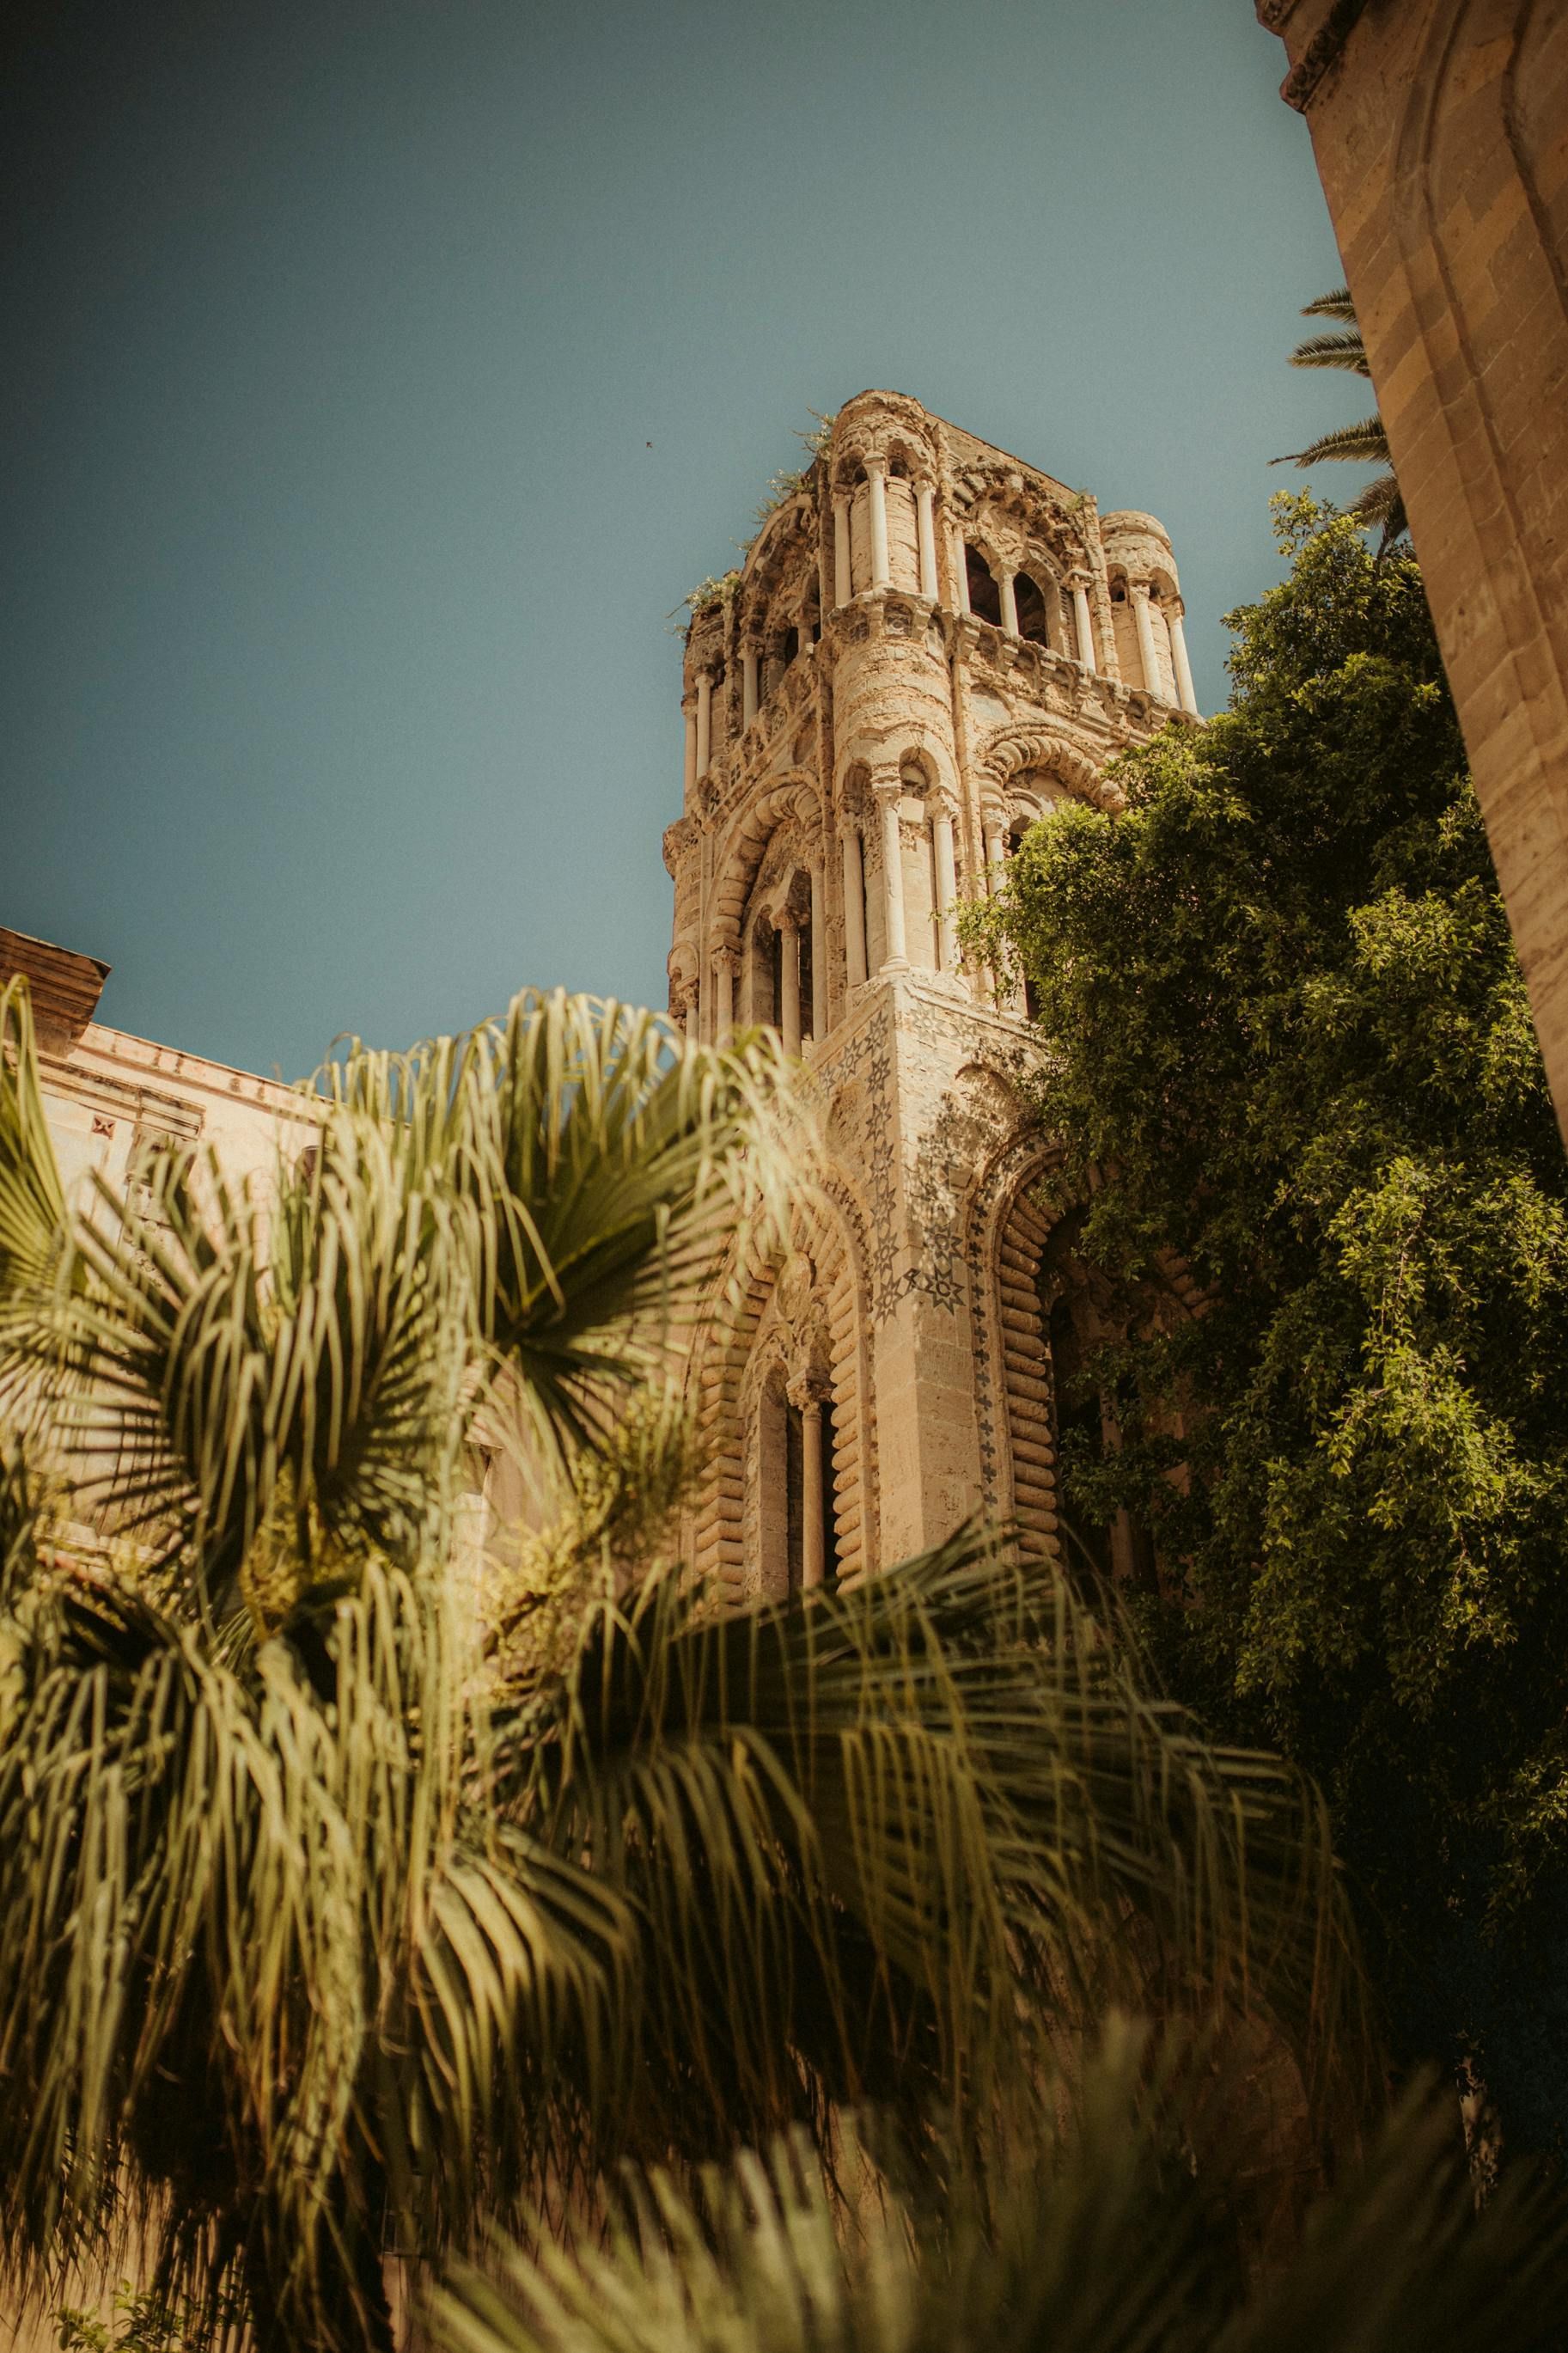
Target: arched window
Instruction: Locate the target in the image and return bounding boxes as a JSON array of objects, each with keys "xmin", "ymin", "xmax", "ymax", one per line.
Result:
[
  {"xmin": 965, "ymin": 546, "xmax": 1004, "ymax": 626},
  {"xmin": 756, "ymin": 1369, "xmax": 796, "ymax": 1597},
  {"xmin": 1014, "ymin": 574, "xmax": 1052, "ymax": 647}
]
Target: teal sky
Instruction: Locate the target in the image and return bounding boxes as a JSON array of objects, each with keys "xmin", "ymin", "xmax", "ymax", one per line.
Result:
[{"xmin": 3, "ymin": 0, "xmax": 1361, "ymax": 1084}]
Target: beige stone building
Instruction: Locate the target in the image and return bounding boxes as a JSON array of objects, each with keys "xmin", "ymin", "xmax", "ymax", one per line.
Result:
[
  {"xmin": 1255, "ymin": 0, "xmax": 1568, "ymax": 1144},
  {"xmin": 665, "ymin": 390, "xmax": 1195, "ymax": 1599},
  {"xmin": 0, "ymin": 929, "xmax": 314, "ymax": 1218},
  {"xmin": 5, "ymin": 392, "xmax": 1198, "ymax": 1612}
]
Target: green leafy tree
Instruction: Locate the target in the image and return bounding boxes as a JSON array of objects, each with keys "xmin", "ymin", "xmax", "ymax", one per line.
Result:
[
  {"xmin": 0, "ymin": 981, "xmax": 1364, "ymax": 2353},
  {"xmin": 1274, "ymin": 288, "xmax": 1406, "ymax": 550},
  {"xmin": 964, "ymin": 499, "xmax": 1568, "ymax": 2148}
]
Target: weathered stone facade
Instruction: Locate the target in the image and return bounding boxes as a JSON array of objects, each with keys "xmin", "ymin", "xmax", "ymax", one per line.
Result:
[
  {"xmin": 1256, "ymin": 0, "xmax": 1568, "ymax": 1143},
  {"xmin": 665, "ymin": 391, "xmax": 1195, "ymax": 1594}
]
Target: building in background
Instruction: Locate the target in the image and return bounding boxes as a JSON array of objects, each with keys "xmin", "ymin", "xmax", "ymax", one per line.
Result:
[
  {"xmin": 6, "ymin": 392, "xmax": 1202, "ymax": 1605},
  {"xmin": 1257, "ymin": 0, "xmax": 1568, "ymax": 1141},
  {"xmin": 0, "ymin": 928, "xmax": 311, "ymax": 1213},
  {"xmin": 665, "ymin": 389, "xmax": 1197, "ymax": 1598}
]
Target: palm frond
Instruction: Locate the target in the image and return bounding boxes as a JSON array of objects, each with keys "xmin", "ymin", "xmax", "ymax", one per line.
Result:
[
  {"xmin": 3, "ymin": 992, "xmax": 800, "ymax": 1630},
  {"xmin": 1348, "ymin": 470, "xmax": 1409, "ymax": 552},
  {"xmin": 1287, "ymin": 331, "xmax": 1370, "ymax": 378},
  {"xmin": 1299, "ymin": 286, "xmax": 1357, "ymax": 324},
  {"xmin": 502, "ymin": 1532, "xmax": 1370, "ymax": 2170},
  {"xmin": 427, "ymin": 2029, "xmax": 1568, "ymax": 2353},
  {"xmin": 0, "ymin": 1559, "xmax": 625, "ymax": 2350},
  {"xmin": 0, "ymin": 978, "xmax": 67, "ymax": 1298},
  {"xmin": 1272, "ymin": 417, "xmax": 1391, "ymax": 472}
]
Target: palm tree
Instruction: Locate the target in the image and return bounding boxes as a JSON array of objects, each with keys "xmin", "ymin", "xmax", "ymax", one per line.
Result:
[
  {"xmin": 430, "ymin": 2024, "xmax": 1568, "ymax": 2353},
  {"xmin": 1274, "ymin": 287, "xmax": 1407, "ymax": 549},
  {"xmin": 0, "ymin": 976, "xmax": 1369, "ymax": 2352}
]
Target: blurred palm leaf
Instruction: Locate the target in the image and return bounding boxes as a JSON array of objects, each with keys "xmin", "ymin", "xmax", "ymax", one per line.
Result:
[{"xmin": 429, "ymin": 2025, "xmax": 1568, "ymax": 2353}]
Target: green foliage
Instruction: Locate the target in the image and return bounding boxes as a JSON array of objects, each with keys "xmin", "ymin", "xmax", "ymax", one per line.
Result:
[
  {"xmin": 964, "ymin": 498, "xmax": 1568, "ymax": 2143},
  {"xmin": 429, "ymin": 2021, "xmax": 1568, "ymax": 2353},
  {"xmin": 751, "ymin": 413, "xmax": 837, "ymax": 531},
  {"xmin": 56, "ymin": 2283, "xmax": 241, "ymax": 2352},
  {"xmin": 681, "ymin": 571, "xmax": 741, "ymax": 626},
  {"xmin": 0, "ymin": 979, "xmax": 1368, "ymax": 2351}
]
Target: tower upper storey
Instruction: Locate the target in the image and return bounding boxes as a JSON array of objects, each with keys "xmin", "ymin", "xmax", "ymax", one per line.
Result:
[{"xmin": 663, "ymin": 390, "xmax": 1198, "ymax": 1052}]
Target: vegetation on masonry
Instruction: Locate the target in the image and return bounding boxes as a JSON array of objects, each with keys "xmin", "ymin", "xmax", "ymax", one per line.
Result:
[
  {"xmin": 965, "ymin": 497, "xmax": 1568, "ymax": 2154},
  {"xmin": 681, "ymin": 414, "xmax": 836, "ymax": 627}
]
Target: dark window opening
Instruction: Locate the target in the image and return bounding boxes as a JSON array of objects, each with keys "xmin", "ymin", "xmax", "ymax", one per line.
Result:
[
  {"xmin": 966, "ymin": 546, "xmax": 1003, "ymax": 626},
  {"xmin": 799, "ymin": 920, "xmax": 814, "ymax": 1039},
  {"xmin": 1015, "ymin": 575, "xmax": 1051, "ymax": 647},
  {"xmin": 1038, "ymin": 1212, "xmax": 1156, "ymax": 1592},
  {"xmin": 782, "ymin": 627, "xmax": 799, "ymax": 666},
  {"xmin": 785, "ymin": 1401, "xmax": 804, "ymax": 1593},
  {"xmin": 769, "ymin": 924, "xmax": 783, "ymax": 1031},
  {"xmin": 1045, "ymin": 1285, "xmax": 1114, "ymax": 1583}
]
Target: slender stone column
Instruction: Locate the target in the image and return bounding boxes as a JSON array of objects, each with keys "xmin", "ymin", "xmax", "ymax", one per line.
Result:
[
  {"xmin": 808, "ymin": 861, "xmax": 826, "ymax": 1036},
  {"xmin": 833, "ymin": 496, "xmax": 851, "ymax": 607},
  {"xmin": 866, "ymin": 459, "xmax": 891, "ymax": 590},
  {"xmin": 684, "ymin": 706, "xmax": 698, "ymax": 798},
  {"xmin": 841, "ymin": 826, "xmax": 868, "ymax": 988},
  {"xmin": 1168, "ymin": 605, "xmax": 1199, "ymax": 715},
  {"xmin": 684, "ymin": 996, "xmax": 699, "ymax": 1045},
  {"xmin": 778, "ymin": 913, "xmax": 801, "ymax": 1057},
  {"xmin": 798, "ymin": 1389, "xmax": 826, "ymax": 1590},
  {"xmin": 1131, "ymin": 584, "xmax": 1162, "ymax": 698},
  {"xmin": 999, "ymin": 570, "xmax": 1020, "ymax": 639},
  {"xmin": 952, "ymin": 523, "xmax": 972, "ymax": 615},
  {"xmin": 1071, "ymin": 578, "xmax": 1096, "ymax": 672},
  {"xmin": 930, "ymin": 791, "xmax": 960, "ymax": 974},
  {"xmin": 742, "ymin": 646, "xmax": 759, "ymax": 726},
  {"xmin": 874, "ymin": 780, "xmax": 907, "ymax": 968},
  {"xmin": 712, "ymin": 944, "xmax": 738, "ymax": 1044},
  {"xmin": 915, "ymin": 482, "xmax": 938, "ymax": 600},
  {"xmin": 798, "ymin": 603, "xmax": 815, "ymax": 656},
  {"xmin": 984, "ymin": 818, "xmax": 1007, "ymax": 894},
  {"xmin": 695, "ymin": 669, "xmax": 713, "ymax": 773}
]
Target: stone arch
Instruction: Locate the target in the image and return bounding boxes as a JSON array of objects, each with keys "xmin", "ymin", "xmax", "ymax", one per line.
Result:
[
  {"xmin": 685, "ymin": 1189, "xmax": 878, "ymax": 1600},
  {"xmin": 950, "ymin": 466, "xmax": 1095, "ymax": 585},
  {"xmin": 964, "ymin": 541, "xmax": 1005, "ymax": 626},
  {"xmin": 964, "ymin": 1129, "xmax": 1066, "ymax": 1561},
  {"xmin": 709, "ymin": 774, "xmax": 825, "ymax": 951},
  {"xmin": 974, "ymin": 726, "xmax": 1112, "ymax": 821}
]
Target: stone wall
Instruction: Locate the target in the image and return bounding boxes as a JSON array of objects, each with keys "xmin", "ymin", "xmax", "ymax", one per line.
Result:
[{"xmin": 1257, "ymin": 0, "xmax": 1568, "ymax": 1140}]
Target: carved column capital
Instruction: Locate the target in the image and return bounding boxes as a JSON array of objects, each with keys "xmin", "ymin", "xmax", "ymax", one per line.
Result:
[{"xmin": 711, "ymin": 943, "xmax": 741, "ymax": 979}]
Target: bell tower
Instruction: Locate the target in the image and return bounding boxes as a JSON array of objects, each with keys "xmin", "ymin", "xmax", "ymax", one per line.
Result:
[{"xmin": 663, "ymin": 390, "xmax": 1196, "ymax": 1597}]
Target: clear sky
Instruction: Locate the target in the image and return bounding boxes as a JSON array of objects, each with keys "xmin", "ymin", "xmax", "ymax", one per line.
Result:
[{"xmin": 3, "ymin": 0, "xmax": 1364, "ymax": 1084}]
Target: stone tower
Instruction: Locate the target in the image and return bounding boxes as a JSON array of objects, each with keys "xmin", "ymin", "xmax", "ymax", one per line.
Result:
[{"xmin": 663, "ymin": 391, "xmax": 1197, "ymax": 1598}]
